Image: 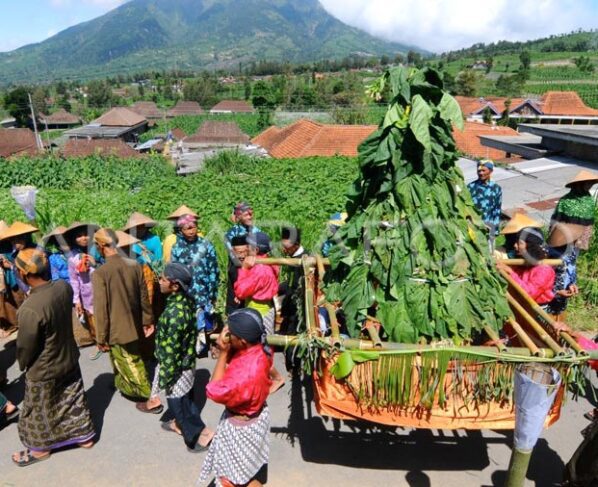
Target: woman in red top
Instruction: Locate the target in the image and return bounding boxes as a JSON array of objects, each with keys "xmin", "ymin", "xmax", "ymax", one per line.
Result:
[
  {"xmin": 499, "ymin": 227, "xmax": 555, "ymax": 306},
  {"xmin": 199, "ymin": 308, "xmax": 272, "ymax": 487}
]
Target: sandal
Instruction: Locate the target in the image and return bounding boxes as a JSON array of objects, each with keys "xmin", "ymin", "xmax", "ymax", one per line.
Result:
[
  {"xmin": 161, "ymin": 421, "xmax": 182, "ymax": 436},
  {"xmin": 89, "ymin": 350, "xmax": 104, "ymax": 361},
  {"xmin": 5, "ymin": 406, "xmax": 19, "ymax": 422},
  {"xmin": 584, "ymin": 408, "xmax": 598, "ymax": 421},
  {"xmin": 0, "ymin": 328, "xmax": 17, "ymax": 339},
  {"xmin": 135, "ymin": 402, "xmax": 164, "ymax": 415},
  {"xmin": 188, "ymin": 433, "xmax": 213, "ymax": 453},
  {"xmin": 12, "ymin": 449, "xmax": 50, "ymax": 467}
]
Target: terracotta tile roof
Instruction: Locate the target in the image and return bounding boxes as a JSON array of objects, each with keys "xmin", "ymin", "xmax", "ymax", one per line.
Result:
[
  {"xmin": 252, "ymin": 119, "xmax": 376, "ymax": 158},
  {"xmin": 457, "ymin": 92, "xmax": 598, "ymax": 118},
  {"xmin": 526, "ymin": 197, "xmax": 560, "ymax": 211},
  {"xmin": 129, "ymin": 101, "xmax": 163, "ymax": 119},
  {"xmin": 62, "ymin": 139, "xmax": 141, "ymax": 158},
  {"xmin": 184, "ymin": 121, "xmax": 250, "ymax": 145},
  {"xmin": 167, "ymin": 101, "xmax": 204, "ymax": 117},
  {"xmin": 40, "ymin": 109, "xmax": 81, "ymax": 125},
  {"xmin": 170, "ymin": 128, "xmax": 186, "ymax": 140},
  {"xmin": 92, "ymin": 107, "xmax": 147, "ymax": 127},
  {"xmin": 210, "ymin": 100, "xmax": 254, "ymax": 113},
  {"xmin": 452, "ymin": 121, "xmax": 519, "ymax": 160},
  {"xmin": 539, "ymin": 91, "xmax": 598, "ymax": 116},
  {"xmin": 0, "ymin": 128, "xmax": 40, "ymax": 158}
]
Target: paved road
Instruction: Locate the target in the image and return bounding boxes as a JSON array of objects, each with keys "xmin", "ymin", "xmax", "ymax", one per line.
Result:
[{"xmin": 0, "ymin": 335, "xmax": 594, "ymax": 486}]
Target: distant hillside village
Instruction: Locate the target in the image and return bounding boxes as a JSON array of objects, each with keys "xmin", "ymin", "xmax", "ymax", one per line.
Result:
[{"xmin": 1, "ymin": 33, "xmax": 598, "ymax": 219}]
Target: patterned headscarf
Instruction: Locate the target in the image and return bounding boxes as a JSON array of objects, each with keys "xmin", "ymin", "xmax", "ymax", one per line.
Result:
[
  {"xmin": 15, "ymin": 248, "xmax": 48, "ymax": 276},
  {"xmin": 177, "ymin": 214, "xmax": 197, "ymax": 228}
]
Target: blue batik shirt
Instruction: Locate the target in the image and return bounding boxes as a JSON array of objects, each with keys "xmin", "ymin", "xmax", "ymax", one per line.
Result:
[
  {"xmin": 48, "ymin": 252, "xmax": 70, "ymax": 282},
  {"xmin": 171, "ymin": 234, "xmax": 219, "ymax": 312},
  {"xmin": 467, "ymin": 179, "xmax": 502, "ymax": 233},
  {"xmin": 224, "ymin": 224, "xmax": 261, "ymax": 256}
]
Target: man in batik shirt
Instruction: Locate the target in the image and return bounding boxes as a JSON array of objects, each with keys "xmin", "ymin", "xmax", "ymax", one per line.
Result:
[{"xmin": 467, "ymin": 160, "xmax": 502, "ymax": 236}]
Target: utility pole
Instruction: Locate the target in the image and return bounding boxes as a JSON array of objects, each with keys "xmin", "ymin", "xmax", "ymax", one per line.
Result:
[{"xmin": 28, "ymin": 93, "xmax": 43, "ymax": 150}]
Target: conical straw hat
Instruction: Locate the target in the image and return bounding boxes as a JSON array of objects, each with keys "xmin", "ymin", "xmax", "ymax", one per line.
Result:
[
  {"xmin": 0, "ymin": 220, "xmax": 8, "ymax": 235},
  {"xmin": 167, "ymin": 205, "xmax": 198, "ymax": 220},
  {"xmin": 122, "ymin": 212, "xmax": 157, "ymax": 232},
  {"xmin": 41, "ymin": 225, "xmax": 68, "ymax": 245},
  {"xmin": 115, "ymin": 230, "xmax": 140, "ymax": 249},
  {"xmin": 0, "ymin": 221, "xmax": 39, "ymax": 241},
  {"xmin": 501, "ymin": 213, "xmax": 542, "ymax": 235},
  {"xmin": 565, "ymin": 169, "xmax": 598, "ymax": 188}
]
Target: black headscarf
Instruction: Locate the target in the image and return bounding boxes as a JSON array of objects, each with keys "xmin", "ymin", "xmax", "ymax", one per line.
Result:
[{"xmin": 228, "ymin": 308, "xmax": 265, "ymax": 344}]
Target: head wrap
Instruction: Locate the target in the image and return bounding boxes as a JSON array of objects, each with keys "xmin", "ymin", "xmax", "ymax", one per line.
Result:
[
  {"xmin": 15, "ymin": 248, "xmax": 49, "ymax": 276},
  {"xmin": 163, "ymin": 263, "xmax": 193, "ymax": 293},
  {"xmin": 94, "ymin": 228, "xmax": 117, "ymax": 247},
  {"xmin": 230, "ymin": 235, "xmax": 247, "ymax": 247},
  {"xmin": 228, "ymin": 308, "xmax": 265, "ymax": 344},
  {"xmin": 176, "ymin": 214, "xmax": 197, "ymax": 228},
  {"xmin": 281, "ymin": 226, "xmax": 301, "ymax": 245},
  {"xmin": 478, "ymin": 159, "xmax": 494, "ymax": 171},
  {"xmin": 233, "ymin": 201, "xmax": 252, "ymax": 216},
  {"xmin": 517, "ymin": 226, "xmax": 545, "ymax": 246},
  {"xmin": 246, "ymin": 231, "xmax": 271, "ymax": 255}
]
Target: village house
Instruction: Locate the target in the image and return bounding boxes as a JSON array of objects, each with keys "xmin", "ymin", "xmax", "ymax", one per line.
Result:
[
  {"xmin": 455, "ymin": 91, "xmax": 598, "ymax": 124},
  {"xmin": 39, "ymin": 109, "xmax": 81, "ymax": 129},
  {"xmin": 129, "ymin": 101, "xmax": 164, "ymax": 124},
  {"xmin": 252, "ymin": 119, "xmax": 376, "ymax": 158},
  {"xmin": 183, "ymin": 121, "xmax": 250, "ymax": 149},
  {"xmin": 62, "ymin": 138, "xmax": 142, "ymax": 158},
  {"xmin": 0, "ymin": 128, "xmax": 42, "ymax": 158},
  {"xmin": 452, "ymin": 121, "xmax": 521, "ymax": 161},
  {"xmin": 167, "ymin": 101, "xmax": 204, "ymax": 117},
  {"xmin": 64, "ymin": 107, "xmax": 148, "ymax": 143},
  {"xmin": 210, "ymin": 100, "xmax": 254, "ymax": 114}
]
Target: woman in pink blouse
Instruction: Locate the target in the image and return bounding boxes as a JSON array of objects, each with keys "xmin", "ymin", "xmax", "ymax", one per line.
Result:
[{"xmin": 499, "ymin": 227, "xmax": 555, "ymax": 306}]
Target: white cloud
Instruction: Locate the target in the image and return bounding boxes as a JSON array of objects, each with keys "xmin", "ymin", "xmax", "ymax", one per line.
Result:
[{"xmin": 319, "ymin": 0, "xmax": 598, "ymax": 52}]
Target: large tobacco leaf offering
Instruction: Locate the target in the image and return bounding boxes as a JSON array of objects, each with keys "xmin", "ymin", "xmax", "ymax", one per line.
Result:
[{"xmin": 324, "ymin": 66, "xmax": 511, "ymax": 344}]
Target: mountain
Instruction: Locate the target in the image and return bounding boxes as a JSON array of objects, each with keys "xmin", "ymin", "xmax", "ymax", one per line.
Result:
[{"xmin": 0, "ymin": 0, "xmax": 422, "ymax": 84}]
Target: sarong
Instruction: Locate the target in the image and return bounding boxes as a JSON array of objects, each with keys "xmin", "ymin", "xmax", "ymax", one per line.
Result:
[
  {"xmin": 199, "ymin": 406, "xmax": 270, "ymax": 487},
  {"xmin": 18, "ymin": 368, "xmax": 95, "ymax": 452},
  {"xmin": 150, "ymin": 364, "xmax": 194, "ymax": 399},
  {"xmin": 109, "ymin": 342, "xmax": 151, "ymax": 400},
  {"xmin": 72, "ymin": 309, "xmax": 95, "ymax": 347},
  {"xmin": 263, "ymin": 308, "xmax": 275, "ymax": 336}
]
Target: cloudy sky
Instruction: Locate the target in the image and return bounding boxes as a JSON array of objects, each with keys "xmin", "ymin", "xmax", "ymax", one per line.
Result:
[{"xmin": 1, "ymin": 0, "xmax": 597, "ymax": 53}]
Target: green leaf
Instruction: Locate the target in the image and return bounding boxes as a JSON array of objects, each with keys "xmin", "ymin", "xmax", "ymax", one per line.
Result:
[
  {"xmin": 438, "ymin": 93, "xmax": 464, "ymax": 130},
  {"xmin": 330, "ymin": 351, "xmax": 355, "ymax": 379},
  {"xmin": 409, "ymin": 95, "xmax": 432, "ymax": 151}
]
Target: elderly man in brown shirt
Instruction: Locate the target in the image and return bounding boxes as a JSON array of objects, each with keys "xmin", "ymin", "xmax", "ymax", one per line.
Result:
[
  {"xmin": 92, "ymin": 228, "xmax": 155, "ymax": 404},
  {"xmin": 11, "ymin": 249, "xmax": 95, "ymax": 467}
]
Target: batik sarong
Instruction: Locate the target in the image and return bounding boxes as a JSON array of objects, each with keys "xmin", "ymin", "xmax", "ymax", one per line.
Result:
[
  {"xmin": 199, "ymin": 406, "xmax": 270, "ymax": 487},
  {"xmin": 18, "ymin": 368, "xmax": 95, "ymax": 452},
  {"xmin": 109, "ymin": 341, "xmax": 151, "ymax": 399}
]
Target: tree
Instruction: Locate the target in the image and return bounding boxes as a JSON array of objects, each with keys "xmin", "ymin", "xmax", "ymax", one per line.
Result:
[
  {"xmin": 55, "ymin": 81, "xmax": 68, "ymax": 96},
  {"xmin": 4, "ymin": 87, "xmax": 30, "ymax": 127},
  {"xmin": 86, "ymin": 80, "xmax": 112, "ymax": 108},
  {"xmin": 244, "ymin": 78, "xmax": 252, "ymax": 101},
  {"xmin": 252, "ymin": 81, "xmax": 276, "ymax": 130},
  {"xmin": 454, "ymin": 69, "xmax": 478, "ymax": 97},
  {"xmin": 485, "ymin": 56, "xmax": 494, "ymax": 74},
  {"xmin": 482, "ymin": 106, "xmax": 494, "ymax": 124},
  {"xmin": 57, "ymin": 95, "xmax": 72, "ymax": 112},
  {"xmin": 519, "ymin": 50, "xmax": 531, "ymax": 71},
  {"xmin": 182, "ymin": 75, "xmax": 219, "ymax": 108},
  {"xmin": 380, "ymin": 55, "xmax": 390, "ymax": 66},
  {"xmin": 31, "ymin": 87, "xmax": 48, "ymax": 116},
  {"xmin": 495, "ymin": 74, "xmax": 525, "ymax": 97},
  {"xmin": 574, "ymin": 55, "xmax": 594, "ymax": 73}
]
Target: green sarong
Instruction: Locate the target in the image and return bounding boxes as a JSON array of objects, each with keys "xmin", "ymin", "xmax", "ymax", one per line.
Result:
[{"xmin": 109, "ymin": 342, "xmax": 151, "ymax": 400}]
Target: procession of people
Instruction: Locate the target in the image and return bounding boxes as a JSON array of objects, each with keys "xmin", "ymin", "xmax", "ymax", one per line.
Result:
[{"xmin": 0, "ymin": 165, "xmax": 597, "ymax": 485}]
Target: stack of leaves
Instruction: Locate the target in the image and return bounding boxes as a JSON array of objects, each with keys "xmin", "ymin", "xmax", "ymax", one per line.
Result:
[{"xmin": 324, "ymin": 66, "xmax": 511, "ymax": 344}]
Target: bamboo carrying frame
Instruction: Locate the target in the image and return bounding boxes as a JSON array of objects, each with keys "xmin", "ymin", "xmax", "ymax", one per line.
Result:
[{"xmin": 252, "ymin": 257, "xmax": 593, "ymax": 429}]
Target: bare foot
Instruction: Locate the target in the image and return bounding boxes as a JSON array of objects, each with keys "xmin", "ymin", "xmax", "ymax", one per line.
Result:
[
  {"xmin": 198, "ymin": 427, "xmax": 214, "ymax": 447},
  {"xmin": 269, "ymin": 377, "xmax": 285, "ymax": 395},
  {"xmin": 145, "ymin": 397, "xmax": 162, "ymax": 410},
  {"xmin": 5, "ymin": 401, "xmax": 17, "ymax": 415},
  {"xmin": 78, "ymin": 440, "xmax": 94, "ymax": 449},
  {"xmin": 12, "ymin": 449, "xmax": 50, "ymax": 462}
]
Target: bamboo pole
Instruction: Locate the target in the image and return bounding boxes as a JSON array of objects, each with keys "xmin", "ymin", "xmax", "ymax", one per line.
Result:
[
  {"xmin": 484, "ymin": 325, "xmax": 507, "ymax": 353},
  {"xmin": 498, "ymin": 259, "xmax": 562, "ymax": 267},
  {"xmin": 507, "ymin": 318, "xmax": 541, "ymax": 357},
  {"xmin": 499, "ymin": 268, "xmax": 584, "ymax": 355},
  {"xmin": 254, "ymin": 256, "xmax": 329, "ymax": 267},
  {"xmin": 315, "ymin": 254, "xmax": 326, "ymax": 280},
  {"xmin": 303, "ymin": 259, "xmax": 318, "ymax": 333},
  {"xmin": 506, "ymin": 293, "xmax": 565, "ymax": 356},
  {"xmin": 365, "ymin": 320, "xmax": 383, "ymax": 348},
  {"xmin": 323, "ymin": 302, "xmax": 341, "ymax": 347},
  {"xmin": 208, "ymin": 333, "xmax": 598, "ymax": 359}
]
